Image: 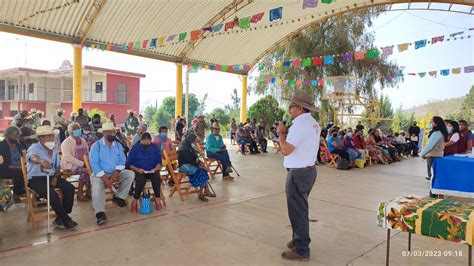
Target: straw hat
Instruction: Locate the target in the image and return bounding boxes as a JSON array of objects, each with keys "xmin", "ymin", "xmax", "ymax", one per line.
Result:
[
  {"xmin": 284, "ymin": 90, "xmax": 319, "ymax": 112},
  {"xmin": 32, "ymin": 125, "xmax": 56, "ymax": 138},
  {"xmin": 30, "ymin": 108, "xmax": 37, "ymax": 113},
  {"xmin": 98, "ymin": 122, "xmax": 118, "ymax": 133},
  {"xmin": 211, "ymin": 122, "xmax": 220, "ymax": 129},
  {"xmin": 56, "ymin": 108, "xmax": 64, "ymax": 113},
  {"xmin": 127, "ymin": 109, "xmax": 135, "ymax": 114}
]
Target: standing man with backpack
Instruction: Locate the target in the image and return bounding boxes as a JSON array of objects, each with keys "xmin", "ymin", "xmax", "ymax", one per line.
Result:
[{"xmin": 276, "ymin": 90, "xmax": 320, "ymax": 262}]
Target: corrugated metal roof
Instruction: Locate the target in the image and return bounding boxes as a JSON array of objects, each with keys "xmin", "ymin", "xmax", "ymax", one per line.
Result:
[{"xmin": 1, "ymin": 0, "xmax": 473, "ymax": 73}]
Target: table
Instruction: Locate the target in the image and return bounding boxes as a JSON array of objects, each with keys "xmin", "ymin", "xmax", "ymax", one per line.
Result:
[
  {"xmin": 378, "ymin": 196, "xmax": 473, "ymax": 265},
  {"xmin": 432, "ymin": 156, "xmax": 474, "ymax": 198}
]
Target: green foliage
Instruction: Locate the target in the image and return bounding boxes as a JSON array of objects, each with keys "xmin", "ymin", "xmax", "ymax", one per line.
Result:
[
  {"xmin": 195, "ymin": 93, "xmax": 208, "ymax": 116},
  {"xmin": 392, "ymin": 105, "xmax": 413, "ymax": 132},
  {"xmin": 144, "ymin": 106, "xmax": 158, "ymax": 131},
  {"xmin": 87, "ymin": 108, "xmax": 106, "ymax": 122},
  {"xmin": 459, "ymin": 85, "xmax": 474, "ymax": 124},
  {"xmin": 211, "ymin": 108, "xmax": 231, "ymax": 126},
  {"xmin": 247, "ymin": 95, "xmax": 285, "ymax": 126},
  {"xmin": 153, "ymin": 108, "xmax": 172, "ymax": 130},
  {"xmin": 160, "ymin": 93, "xmax": 200, "ymax": 119}
]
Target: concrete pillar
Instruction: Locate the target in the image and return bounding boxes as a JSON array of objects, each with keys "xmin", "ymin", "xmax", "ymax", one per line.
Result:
[
  {"xmin": 17, "ymin": 76, "xmax": 22, "ymax": 101},
  {"xmin": 72, "ymin": 44, "xmax": 82, "ymax": 112},
  {"xmin": 88, "ymin": 70, "xmax": 92, "ymax": 102},
  {"xmin": 175, "ymin": 64, "xmax": 183, "ymax": 118},
  {"xmin": 24, "ymin": 72, "xmax": 29, "ymax": 101},
  {"xmin": 240, "ymin": 75, "xmax": 248, "ymax": 123},
  {"xmin": 60, "ymin": 76, "xmax": 65, "ymax": 102}
]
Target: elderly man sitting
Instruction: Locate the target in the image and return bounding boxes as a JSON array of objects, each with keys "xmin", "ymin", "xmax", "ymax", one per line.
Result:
[
  {"xmin": 26, "ymin": 125, "xmax": 77, "ymax": 230},
  {"xmin": 89, "ymin": 122, "xmax": 134, "ymax": 226},
  {"xmin": 205, "ymin": 123, "xmax": 234, "ymax": 181},
  {"xmin": 0, "ymin": 126, "xmax": 25, "ymax": 197},
  {"xmin": 61, "ymin": 123, "xmax": 90, "ymax": 201}
]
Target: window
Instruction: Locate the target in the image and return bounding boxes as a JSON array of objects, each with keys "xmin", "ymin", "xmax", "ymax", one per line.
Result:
[
  {"xmin": 8, "ymin": 85, "xmax": 15, "ymax": 100},
  {"xmin": 117, "ymin": 83, "xmax": 127, "ymax": 104},
  {"xmin": 95, "ymin": 81, "xmax": 103, "ymax": 93},
  {"xmin": 10, "ymin": 110, "xmax": 18, "ymax": 117},
  {"xmin": 28, "ymin": 83, "xmax": 34, "ymax": 93},
  {"xmin": 0, "ymin": 80, "xmax": 4, "ymax": 100}
]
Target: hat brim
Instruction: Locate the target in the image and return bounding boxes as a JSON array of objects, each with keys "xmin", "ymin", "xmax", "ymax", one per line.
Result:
[
  {"xmin": 98, "ymin": 127, "xmax": 118, "ymax": 133},
  {"xmin": 31, "ymin": 130, "xmax": 58, "ymax": 139},
  {"xmin": 283, "ymin": 97, "xmax": 319, "ymax": 112}
]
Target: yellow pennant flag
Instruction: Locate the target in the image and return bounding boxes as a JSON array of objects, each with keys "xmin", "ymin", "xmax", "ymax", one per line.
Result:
[
  {"xmin": 158, "ymin": 37, "xmax": 165, "ymax": 46},
  {"xmin": 398, "ymin": 43, "xmax": 409, "ymax": 52},
  {"xmin": 276, "ymin": 78, "xmax": 282, "ymax": 85},
  {"xmin": 275, "ymin": 61, "xmax": 283, "ymax": 68},
  {"xmin": 204, "ymin": 65, "xmax": 209, "ymax": 70},
  {"xmin": 452, "ymin": 67, "xmax": 461, "ymax": 74}
]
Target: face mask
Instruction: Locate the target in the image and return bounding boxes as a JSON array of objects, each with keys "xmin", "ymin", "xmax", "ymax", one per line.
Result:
[
  {"xmin": 27, "ymin": 124, "xmax": 33, "ymax": 129},
  {"xmin": 347, "ymin": 133, "xmax": 353, "ymax": 138},
  {"xmin": 447, "ymin": 127, "xmax": 452, "ymax": 133},
  {"xmin": 72, "ymin": 129, "xmax": 82, "ymax": 137},
  {"xmin": 429, "ymin": 123, "xmax": 433, "ymax": 130},
  {"xmin": 160, "ymin": 133, "xmax": 167, "ymax": 139},
  {"xmin": 191, "ymin": 143, "xmax": 196, "ymax": 149},
  {"xmin": 44, "ymin": 141, "xmax": 55, "ymax": 150},
  {"xmin": 106, "ymin": 135, "xmax": 116, "ymax": 142},
  {"xmin": 83, "ymin": 130, "xmax": 90, "ymax": 135}
]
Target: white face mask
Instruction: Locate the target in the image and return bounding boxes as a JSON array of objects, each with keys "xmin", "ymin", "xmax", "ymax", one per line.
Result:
[{"xmin": 44, "ymin": 141, "xmax": 55, "ymax": 150}]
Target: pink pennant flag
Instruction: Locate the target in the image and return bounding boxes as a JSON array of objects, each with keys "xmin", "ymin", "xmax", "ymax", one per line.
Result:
[
  {"xmin": 142, "ymin": 40, "xmax": 149, "ymax": 49},
  {"xmin": 296, "ymin": 80, "xmax": 303, "ymax": 86},
  {"xmin": 354, "ymin": 51, "xmax": 366, "ymax": 60},
  {"xmin": 292, "ymin": 59, "xmax": 301, "ymax": 67},
  {"xmin": 225, "ymin": 20, "xmax": 237, "ymax": 31},
  {"xmin": 381, "ymin": 46, "xmax": 393, "ymax": 56},
  {"xmin": 251, "ymin": 12, "xmax": 264, "ymax": 23},
  {"xmin": 429, "ymin": 71, "xmax": 437, "ymax": 77},
  {"xmin": 431, "ymin": 36, "xmax": 444, "ymax": 44}
]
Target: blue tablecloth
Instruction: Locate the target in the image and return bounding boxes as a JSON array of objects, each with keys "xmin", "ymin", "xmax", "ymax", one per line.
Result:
[{"xmin": 432, "ymin": 156, "xmax": 474, "ymax": 198}]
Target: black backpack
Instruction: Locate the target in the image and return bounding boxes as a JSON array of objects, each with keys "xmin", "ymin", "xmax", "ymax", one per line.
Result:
[{"xmin": 336, "ymin": 158, "xmax": 350, "ymax": 170}]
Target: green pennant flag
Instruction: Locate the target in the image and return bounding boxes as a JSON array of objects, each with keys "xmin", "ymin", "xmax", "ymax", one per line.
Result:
[
  {"xmin": 222, "ymin": 65, "xmax": 229, "ymax": 71},
  {"xmin": 192, "ymin": 65, "xmax": 198, "ymax": 70},
  {"xmin": 418, "ymin": 72, "xmax": 426, "ymax": 78},
  {"xmin": 134, "ymin": 41, "xmax": 141, "ymax": 50},
  {"xmin": 258, "ymin": 76, "xmax": 265, "ymax": 83},
  {"xmin": 239, "ymin": 16, "xmax": 251, "ymax": 29},
  {"xmin": 322, "ymin": 0, "xmax": 333, "ymax": 3},
  {"xmin": 289, "ymin": 80, "xmax": 296, "ymax": 86},
  {"xmin": 258, "ymin": 63, "xmax": 265, "ymax": 71},
  {"xmin": 302, "ymin": 58, "xmax": 312, "ymax": 67},
  {"xmin": 179, "ymin": 32, "xmax": 187, "ymax": 41},
  {"xmin": 367, "ymin": 49, "xmax": 380, "ymax": 59}
]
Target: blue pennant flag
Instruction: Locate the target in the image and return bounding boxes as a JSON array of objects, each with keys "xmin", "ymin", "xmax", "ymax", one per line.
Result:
[{"xmin": 269, "ymin": 7, "xmax": 283, "ymax": 21}]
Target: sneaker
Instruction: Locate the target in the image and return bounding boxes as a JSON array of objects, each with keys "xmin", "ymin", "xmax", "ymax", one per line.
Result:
[
  {"xmin": 112, "ymin": 196, "xmax": 127, "ymax": 208},
  {"xmin": 53, "ymin": 217, "xmax": 65, "ymax": 229},
  {"xmin": 63, "ymin": 218, "xmax": 78, "ymax": 231},
  {"xmin": 96, "ymin": 212, "xmax": 107, "ymax": 226}
]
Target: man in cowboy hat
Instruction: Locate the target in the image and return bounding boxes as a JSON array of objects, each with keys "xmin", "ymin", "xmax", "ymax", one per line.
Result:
[
  {"xmin": 193, "ymin": 115, "xmax": 207, "ymax": 141},
  {"xmin": 277, "ymin": 90, "xmax": 320, "ymax": 262},
  {"xmin": 26, "ymin": 125, "xmax": 78, "ymax": 230},
  {"xmin": 53, "ymin": 107, "xmax": 69, "ymax": 143},
  {"xmin": 124, "ymin": 109, "xmax": 139, "ymax": 137},
  {"xmin": 205, "ymin": 122, "xmax": 234, "ymax": 181},
  {"xmin": 89, "ymin": 122, "xmax": 134, "ymax": 226}
]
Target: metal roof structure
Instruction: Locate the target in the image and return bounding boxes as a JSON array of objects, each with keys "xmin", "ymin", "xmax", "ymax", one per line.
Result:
[{"xmin": 1, "ymin": 0, "xmax": 473, "ymax": 74}]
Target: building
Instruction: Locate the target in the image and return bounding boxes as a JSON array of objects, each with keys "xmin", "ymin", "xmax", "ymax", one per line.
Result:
[{"xmin": 0, "ymin": 60, "xmax": 145, "ymax": 131}]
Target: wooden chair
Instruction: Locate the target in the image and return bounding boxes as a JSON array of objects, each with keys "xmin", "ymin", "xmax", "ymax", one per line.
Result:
[
  {"xmin": 163, "ymin": 149, "xmax": 198, "ymax": 201},
  {"xmin": 272, "ymin": 140, "xmax": 281, "ymax": 154},
  {"xmin": 365, "ymin": 150, "xmax": 372, "ymax": 166},
  {"xmin": 20, "ymin": 157, "xmax": 63, "ymax": 229},
  {"xmin": 83, "ymin": 154, "xmax": 118, "ymax": 209},
  {"xmin": 235, "ymin": 143, "xmax": 250, "ymax": 155},
  {"xmin": 319, "ymin": 145, "xmax": 339, "ymax": 167},
  {"xmin": 195, "ymin": 143, "xmax": 222, "ymax": 179}
]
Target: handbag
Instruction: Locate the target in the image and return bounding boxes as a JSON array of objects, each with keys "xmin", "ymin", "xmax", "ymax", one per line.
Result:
[
  {"xmin": 355, "ymin": 159, "xmax": 365, "ymax": 169},
  {"xmin": 336, "ymin": 158, "xmax": 350, "ymax": 170}
]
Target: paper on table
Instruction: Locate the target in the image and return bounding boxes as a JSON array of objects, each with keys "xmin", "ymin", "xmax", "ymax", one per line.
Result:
[{"xmin": 143, "ymin": 170, "xmax": 155, "ymax": 174}]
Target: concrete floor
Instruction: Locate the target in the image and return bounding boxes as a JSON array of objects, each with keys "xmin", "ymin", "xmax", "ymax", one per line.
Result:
[{"xmin": 0, "ymin": 143, "xmax": 471, "ymax": 265}]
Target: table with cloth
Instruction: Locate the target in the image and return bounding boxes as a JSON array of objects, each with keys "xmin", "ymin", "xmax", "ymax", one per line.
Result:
[
  {"xmin": 432, "ymin": 156, "xmax": 474, "ymax": 198},
  {"xmin": 377, "ymin": 195, "xmax": 473, "ymax": 265}
]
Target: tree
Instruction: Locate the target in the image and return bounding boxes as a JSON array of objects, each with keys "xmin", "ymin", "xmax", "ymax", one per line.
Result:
[
  {"xmin": 224, "ymin": 88, "xmax": 241, "ymax": 123},
  {"xmin": 211, "ymin": 108, "xmax": 231, "ymax": 126},
  {"xmin": 196, "ymin": 93, "xmax": 208, "ymax": 116},
  {"xmin": 247, "ymin": 95, "xmax": 285, "ymax": 127},
  {"xmin": 144, "ymin": 106, "xmax": 158, "ymax": 131},
  {"xmin": 459, "ymin": 85, "xmax": 474, "ymax": 124},
  {"xmin": 159, "ymin": 93, "xmax": 200, "ymax": 119},
  {"xmin": 153, "ymin": 108, "xmax": 172, "ymax": 129},
  {"xmin": 250, "ymin": 7, "xmax": 402, "ymax": 122}
]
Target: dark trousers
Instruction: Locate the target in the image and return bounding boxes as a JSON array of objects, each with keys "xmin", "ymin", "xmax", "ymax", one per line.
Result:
[
  {"xmin": 331, "ymin": 148, "xmax": 349, "ymax": 160},
  {"xmin": 207, "ymin": 151, "xmax": 232, "ymax": 176},
  {"xmin": 258, "ymin": 139, "xmax": 267, "ymax": 152},
  {"xmin": 411, "ymin": 141, "xmax": 419, "ymax": 156},
  {"xmin": 134, "ymin": 172, "xmax": 161, "ymax": 200},
  {"xmin": 238, "ymin": 140, "xmax": 258, "ymax": 153},
  {"xmin": 0, "ymin": 167, "xmax": 25, "ymax": 195},
  {"xmin": 426, "ymin": 157, "xmax": 438, "ymax": 180},
  {"xmin": 28, "ymin": 176, "xmax": 75, "ymax": 223},
  {"xmin": 286, "ymin": 167, "xmax": 317, "ymax": 257}
]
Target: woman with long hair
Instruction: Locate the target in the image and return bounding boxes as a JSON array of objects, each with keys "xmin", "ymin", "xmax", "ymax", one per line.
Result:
[
  {"xmin": 443, "ymin": 120, "xmax": 460, "ymax": 156},
  {"xmin": 366, "ymin": 128, "xmax": 391, "ymax": 164},
  {"xmin": 420, "ymin": 116, "xmax": 449, "ymax": 181}
]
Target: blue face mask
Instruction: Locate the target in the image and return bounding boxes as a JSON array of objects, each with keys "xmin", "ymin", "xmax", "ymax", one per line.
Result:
[
  {"xmin": 160, "ymin": 133, "xmax": 167, "ymax": 139},
  {"xmin": 72, "ymin": 129, "xmax": 82, "ymax": 138},
  {"xmin": 428, "ymin": 123, "xmax": 433, "ymax": 130},
  {"xmin": 447, "ymin": 127, "xmax": 452, "ymax": 133}
]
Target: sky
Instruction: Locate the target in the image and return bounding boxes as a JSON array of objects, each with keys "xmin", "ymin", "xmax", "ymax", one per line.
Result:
[{"xmin": 0, "ymin": 6, "xmax": 473, "ymax": 114}]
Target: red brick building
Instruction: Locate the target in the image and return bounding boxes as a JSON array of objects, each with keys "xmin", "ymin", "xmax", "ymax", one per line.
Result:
[{"xmin": 0, "ymin": 60, "xmax": 145, "ymax": 131}]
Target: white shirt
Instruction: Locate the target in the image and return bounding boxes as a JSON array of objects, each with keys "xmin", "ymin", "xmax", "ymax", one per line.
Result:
[
  {"xmin": 283, "ymin": 113, "xmax": 320, "ymax": 168},
  {"xmin": 396, "ymin": 135, "xmax": 406, "ymax": 144},
  {"xmin": 450, "ymin": 132, "xmax": 460, "ymax": 143}
]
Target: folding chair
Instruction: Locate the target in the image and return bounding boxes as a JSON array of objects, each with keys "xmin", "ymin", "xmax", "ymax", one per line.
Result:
[
  {"xmin": 195, "ymin": 143, "xmax": 222, "ymax": 179},
  {"xmin": 20, "ymin": 157, "xmax": 62, "ymax": 229},
  {"xmin": 163, "ymin": 149, "xmax": 198, "ymax": 201},
  {"xmin": 235, "ymin": 143, "xmax": 250, "ymax": 155},
  {"xmin": 365, "ymin": 150, "xmax": 372, "ymax": 166},
  {"xmin": 319, "ymin": 146, "xmax": 339, "ymax": 167},
  {"xmin": 83, "ymin": 154, "xmax": 119, "ymax": 209}
]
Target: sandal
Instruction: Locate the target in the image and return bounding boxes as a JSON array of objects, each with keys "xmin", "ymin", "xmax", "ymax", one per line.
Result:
[
  {"xmin": 130, "ymin": 200, "xmax": 139, "ymax": 213},
  {"xmin": 154, "ymin": 198, "xmax": 162, "ymax": 211},
  {"xmin": 205, "ymin": 191, "xmax": 216, "ymax": 198}
]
